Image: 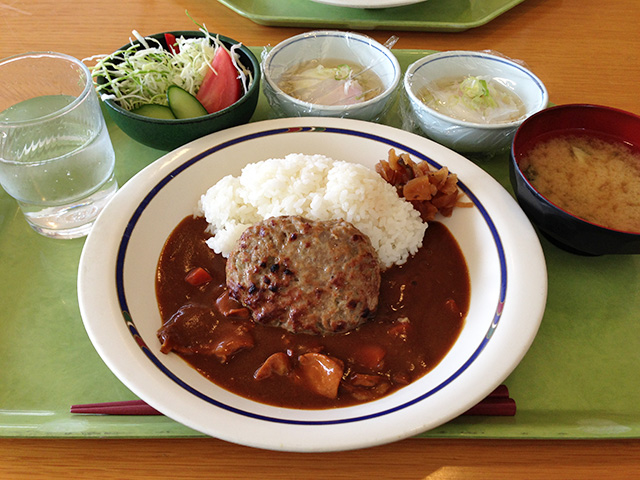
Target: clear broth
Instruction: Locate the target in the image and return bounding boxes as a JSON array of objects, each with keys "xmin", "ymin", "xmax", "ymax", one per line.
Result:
[
  {"xmin": 278, "ymin": 58, "xmax": 384, "ymax": 106},
  {"xmin": 419, "ymin": 76, "xmax": 526, "ymax": 124}
]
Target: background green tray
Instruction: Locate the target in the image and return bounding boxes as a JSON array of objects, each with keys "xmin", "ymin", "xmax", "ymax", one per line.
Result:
[
  {"xmin": 216, "ymin": 0, "xmax": 525, "ymax": 32},
  {"xmin": 1, "ymin": 50, "xmax": 639, "ymax": 439}
]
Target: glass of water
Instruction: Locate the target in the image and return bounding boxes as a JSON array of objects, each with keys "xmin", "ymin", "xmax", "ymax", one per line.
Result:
[{"xmin": 0, "ymin": 52, "xmax": 117, "ymax": 239}]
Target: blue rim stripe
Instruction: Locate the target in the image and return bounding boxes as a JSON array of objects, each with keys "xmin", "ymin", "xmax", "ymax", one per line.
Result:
[{"xmin": 115, "ymin": 126, "xmax": 507, "ymax": 425}]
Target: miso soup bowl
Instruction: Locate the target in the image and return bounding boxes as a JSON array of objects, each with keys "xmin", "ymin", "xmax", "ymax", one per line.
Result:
[
  {"xmin": 262, "ymin": 30, "xmax": 401, "ymax": 121},
  {"xmin": 404, "ymin": 51, "xmax": 548, "ymax": 154},
  {"xmin": 509, "ymin": 104, "xmax": 640, "ymax": 255}
]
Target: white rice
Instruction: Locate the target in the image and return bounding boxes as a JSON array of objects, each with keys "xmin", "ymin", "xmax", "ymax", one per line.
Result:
[{"xmin": 197, "ymin": 153, "xmax": 427, "ymax": 269}]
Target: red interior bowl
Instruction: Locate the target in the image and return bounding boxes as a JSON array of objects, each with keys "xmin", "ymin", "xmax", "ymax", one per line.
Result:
[{"xmin": 509, "ymin": 104, "xmax": 640, "ymax": 255}]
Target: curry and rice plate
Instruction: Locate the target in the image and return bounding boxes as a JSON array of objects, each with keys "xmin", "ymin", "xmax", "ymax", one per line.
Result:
[{"xmin": 155, "ymin": 151, "xmax": 471, "ymax": 408}]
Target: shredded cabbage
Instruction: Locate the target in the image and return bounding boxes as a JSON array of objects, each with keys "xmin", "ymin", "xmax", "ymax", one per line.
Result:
[{"xmin": 84, "ymin": 21, "xmax": 253, "ymax": 111}]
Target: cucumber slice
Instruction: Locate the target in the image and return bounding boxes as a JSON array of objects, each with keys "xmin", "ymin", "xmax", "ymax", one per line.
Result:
[
  {"xmin": 167, "ymin": 85, "xmax": 208, "ymax": 119},
  {"xmin": 131, "ymin": 104, "xmax": 176, "ymax": 119}
]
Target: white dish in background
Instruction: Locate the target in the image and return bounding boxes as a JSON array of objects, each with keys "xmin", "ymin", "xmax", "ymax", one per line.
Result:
[
  {"xmin": 309, "ymin": 0, "xmax": 426, "ymax": 8},
  {"xmin": 77, "ymin": 117, "xmax": 546, "ymax": 452}
]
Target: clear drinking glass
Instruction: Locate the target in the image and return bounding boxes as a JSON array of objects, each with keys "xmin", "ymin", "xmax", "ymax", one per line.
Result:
[{"xmin": 0, "ymin": 52, "xmax": 117, "ymax": 239}]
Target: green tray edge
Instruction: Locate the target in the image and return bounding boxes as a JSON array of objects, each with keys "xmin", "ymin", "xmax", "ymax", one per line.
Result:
[{"xmin": 215, "ymin": 0, "xmax": 526, "ymax": 32}]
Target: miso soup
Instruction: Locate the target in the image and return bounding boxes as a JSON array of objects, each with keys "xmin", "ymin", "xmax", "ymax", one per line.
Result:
[{"xmin": 521, "ymin": 132, "xmax": 640, "ymax": 232}]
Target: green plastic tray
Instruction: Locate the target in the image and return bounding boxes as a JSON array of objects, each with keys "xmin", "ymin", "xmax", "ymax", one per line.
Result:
[
  {"xmin": 1, "ymin": 50, "xmax": 639, "ymax": 439},
  {"xmin": 216, "ymin": 0, "xmax": 526, "ymax": 32}
]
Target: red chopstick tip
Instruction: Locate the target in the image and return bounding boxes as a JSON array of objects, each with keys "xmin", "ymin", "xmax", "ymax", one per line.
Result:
[
  {"xmin": 70, "ymin": 399, "xmax": 161, "ymax": 416},
  {"xmin": 463, "ymin": 397, "xmax": 516, "ymax": 416}
]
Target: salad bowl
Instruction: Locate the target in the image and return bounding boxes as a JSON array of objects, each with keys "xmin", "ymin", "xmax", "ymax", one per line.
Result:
[{"xmin": 93, "ymin": 31, "xmax": 261, "ymax": 151}]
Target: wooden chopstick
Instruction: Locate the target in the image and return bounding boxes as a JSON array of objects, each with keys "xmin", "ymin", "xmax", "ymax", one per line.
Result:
[
  {"xmin": 70, "ymin": 400, "xmax": 161, "ymax": 416},
  {"xmin": 463, "ymin": 384, "xmax": 516, "ymax": 416},
  {"xmin": 70, "ymin": 385, "xmax": 516, "ymax": 416}
]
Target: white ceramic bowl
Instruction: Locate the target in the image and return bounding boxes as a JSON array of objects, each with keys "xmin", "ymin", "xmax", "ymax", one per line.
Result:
[
  {"xmin": 78, "ymin": 117, "xmax": 546, "ymax": 452},
  {"xmin": 404, "ymin": 51, "xmax": 549, "ymax": 153},
  {"xmin": 262, "ymin": 30, "xmax": 401, "ymax": 121}
]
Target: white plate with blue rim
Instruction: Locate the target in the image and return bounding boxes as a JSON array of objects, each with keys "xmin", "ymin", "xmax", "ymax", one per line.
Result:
[{"xmin": 77, "ymin": 117, "xmax": 546, "ymax": 452}]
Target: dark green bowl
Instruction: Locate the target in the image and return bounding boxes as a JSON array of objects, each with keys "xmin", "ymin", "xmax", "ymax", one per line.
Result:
[{"xmin": 96, "ymin": 31, "xmax": 261, "ymax": 151}]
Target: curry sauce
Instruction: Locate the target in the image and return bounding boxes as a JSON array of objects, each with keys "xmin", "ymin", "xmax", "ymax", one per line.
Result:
[{"xmin": 156, "ymin": 215, "xmax": 469, "ymax": 409}]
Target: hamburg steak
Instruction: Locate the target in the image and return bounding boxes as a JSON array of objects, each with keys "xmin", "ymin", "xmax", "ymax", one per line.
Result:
[{"xmin": 226, "ymin": 215, "xmax": 381, "ymax": 335}]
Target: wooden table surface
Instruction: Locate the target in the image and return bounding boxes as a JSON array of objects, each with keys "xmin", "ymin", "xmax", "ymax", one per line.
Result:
[{"xmin": 2, "ymin": 0, "xmax": 639, "ymax": 478}]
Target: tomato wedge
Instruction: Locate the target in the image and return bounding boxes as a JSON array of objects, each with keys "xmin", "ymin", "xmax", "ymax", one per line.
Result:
[
  {"xmin": 196, "ymin": 46, "xmax": 241, "ymax": 114},
  {"xmin": 164, "ymin": 33, "xmax": 179, "ymax": 54}
]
